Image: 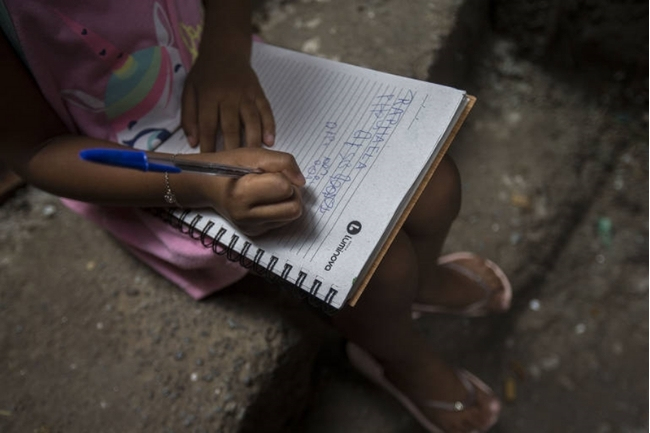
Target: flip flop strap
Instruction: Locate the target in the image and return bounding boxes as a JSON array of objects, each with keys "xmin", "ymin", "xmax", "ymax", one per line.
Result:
[{"xmin": 421, "ymin": 370, "xmax": 476, "ymax": 412}]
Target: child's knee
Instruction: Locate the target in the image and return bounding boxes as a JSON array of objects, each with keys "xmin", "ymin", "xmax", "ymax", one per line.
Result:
[
  {"xmin": 342, "ymin": 232, "xmax": 417, "ymax": 315},
  {"xmin": 372, "ymin": 232, "xmax": 417, "ymax": 290},
  {"xmin": 429, "ymin": 155, "xmax": 462, "ymax": 219},
  {"xmin": 408, "ymin": 155, "xmax": 461, "ymax": 230}
]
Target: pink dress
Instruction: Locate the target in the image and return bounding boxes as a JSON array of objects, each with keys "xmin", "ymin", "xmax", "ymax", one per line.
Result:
[{"xmin": 1, "ymin": 0, "xmax": 249, "ymax": 299}]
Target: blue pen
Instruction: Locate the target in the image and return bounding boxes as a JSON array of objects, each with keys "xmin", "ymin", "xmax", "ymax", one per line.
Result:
[{"xmin": 79, "ymin": 148, "xmax": 263, "ymax": 178}]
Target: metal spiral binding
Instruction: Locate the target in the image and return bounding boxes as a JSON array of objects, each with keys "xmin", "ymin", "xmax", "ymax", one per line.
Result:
[{"xmin": 147, "ymin": 207, "xmax": 339, "ymax": 315}]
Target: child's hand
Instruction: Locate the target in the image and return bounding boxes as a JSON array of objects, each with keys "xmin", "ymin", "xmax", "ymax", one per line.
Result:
[
  {"xmin": 196, "ymin": 148, "xmax": 304, "ymax": 237},
  {"xmin": 182, "ymin": 55, "xmax": 275, "ymax": 153}
]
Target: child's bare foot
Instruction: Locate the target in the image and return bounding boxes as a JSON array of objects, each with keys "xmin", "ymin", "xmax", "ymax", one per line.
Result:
[
  {"xmin": 348, "ymin": 342, "xmax": 501, "ymax": 432},
  {"xmin": 413, "ymin": 252, "xmax": 512, "ymax": 317}
]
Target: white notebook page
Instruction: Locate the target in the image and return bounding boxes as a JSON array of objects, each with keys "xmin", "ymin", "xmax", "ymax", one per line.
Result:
[{"xmin": 156, "ymin": 42, "xmax": 466, "ymax": 308}]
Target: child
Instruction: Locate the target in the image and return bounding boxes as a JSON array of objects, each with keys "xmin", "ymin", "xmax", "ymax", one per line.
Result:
[{"xmin": 0, "ymin": 1, "xmax": 511, "ymax": 431}]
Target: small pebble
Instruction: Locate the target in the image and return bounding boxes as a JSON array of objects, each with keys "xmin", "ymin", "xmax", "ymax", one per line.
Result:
[
  {"xmin": 613, "ymin": 175, "xmax": 624, "ymax": 190},
  {"xmin": 529, "ymin": 299, "xmax": 541, "ymax": 311},
  {"xmin": 301, "ymin": 37, "xmax": 321, "ymax": 54},
  {"xmin": 42, "ymin": 205, "xmax": 56, "ymax": 217},
  {"xmin": 528, "ymin": 364, "xmax": 541, "ymax": 380},
  {"xmin": 575, "ymin": 323, "xmax": 587, "ymax": 335},
  {"xmin": 540, "ymin": 354, "xmax": 560, "ymax": 371},
  {"xmin": 236, "ymin": 408, "xmax": 246, "ymax": 422},
  {"xmin": 509, "ymin": 232, "xmax": 522, "ymax": 245},
  {"xmin": 504, "ymin": 376, "xmax": 517, "ymax": 402},
  {"xmin": 304, "ymin": 17, "xmax": 322, "ymax": 29},
  {"xmin": 597, "ymin": 217, "xmax": 613, "ymax": 247},
  {"xmin": 224, "ymin": 402, "xmax": 237, "ymax": 414},
  {"xmin": 510, "ymin": 193, "xmax": 531, "ymax": 210}
]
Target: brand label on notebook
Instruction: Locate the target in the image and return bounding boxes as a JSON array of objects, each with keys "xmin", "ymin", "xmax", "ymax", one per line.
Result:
[
  {"xmin": 325, "ymin": 221, "xmax": 362, "ymax": 271},
  {"xmin": 347, "ymin": 220, "xmax": 362, "ymax": 235}
]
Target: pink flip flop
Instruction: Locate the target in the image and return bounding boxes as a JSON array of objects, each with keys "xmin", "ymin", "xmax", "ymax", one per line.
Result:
[
  {"xmin": 412, "ymin": 252, "xmax": 513, "ymax": 318},
  {"xmin": 346, "ymin": 342, "xmax": 500, "ymax": 433}
]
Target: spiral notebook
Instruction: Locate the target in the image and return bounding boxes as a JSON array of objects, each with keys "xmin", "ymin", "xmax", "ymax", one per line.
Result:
[{"xmin": 152, "ymin": 42, "xmax": 474, "ymax": 310}]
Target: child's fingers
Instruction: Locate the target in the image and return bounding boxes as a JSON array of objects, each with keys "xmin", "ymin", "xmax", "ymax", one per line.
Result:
[
  {"xmin": 198, "ymin": 102, "xmax": 219, "ymax": 153},
  {"xmin": 241, "ymin": 181, "xmax": 302, "ymax": 222},
  {"xmin": 253, "ymin": 151, "xmax": 306, "ymax": 186},
  {"xmin": 240, "ymin": 101, "xmax": 263, "ymax": 148},
  {"xmin": 247, "ymin": 198, "xmax": 303, "ymax": 224},
  {"xmin": 242, "ymin": 173, "xmax": 299, "ymax": 206},
  {"xmin": 256, "ymin": 96, "xmax": 275, "ymax": 147},
  {"xmin": 220, "ymin": 103, "xmax": 242, "ymax": 151},
  {"xmin": 180, "ymin": 84, "xmax": 199, "ymax": 148},
  {"xmin": 227, "ymin": 175, "xmax": 302, "ymax": 230}
]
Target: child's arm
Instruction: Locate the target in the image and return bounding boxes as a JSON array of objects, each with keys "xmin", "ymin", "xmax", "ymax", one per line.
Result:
[
  {"xmin": 182, "ymin": 0, "xmax": 275, "ymax": 152},
  {"xmin": 0, "ymin": 36, "xmax": 303, "ymax": 237}
]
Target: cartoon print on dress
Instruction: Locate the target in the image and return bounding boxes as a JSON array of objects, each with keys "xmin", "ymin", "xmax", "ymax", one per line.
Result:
[{"xmin": 57, "ymin": 2, "xmax": 186, "ymax": 150}]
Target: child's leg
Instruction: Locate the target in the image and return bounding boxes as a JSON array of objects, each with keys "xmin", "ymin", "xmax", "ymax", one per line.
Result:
[
  {"xmin": 332, "ymin": 156, "xmax": 502, "ymax": 431},
  {"xmin": 332, "ymin": 230, "xmax": 499, "ymax": 432},
  {"xmin": 404, "ymin": 156, "xmax": 509, "ymax": 312}
]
